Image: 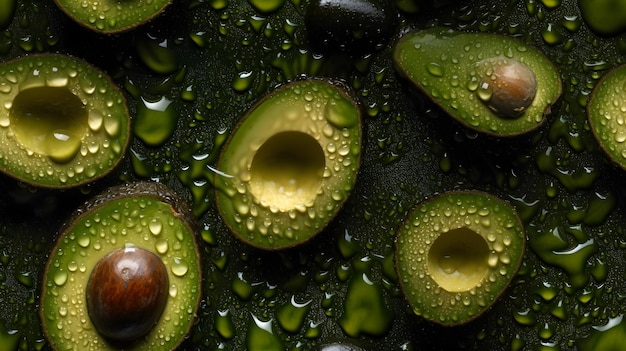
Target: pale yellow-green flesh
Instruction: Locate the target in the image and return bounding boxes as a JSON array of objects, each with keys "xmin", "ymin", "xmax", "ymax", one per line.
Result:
[
  {"xmin": 428, "ymin": 227, "xmax": 490, "ymax": 293},
  {"xmin": 54, "ymin": 0, "xmax": 171, "ymax": 33},
  {"xmin": 40, "ymin": 196, "xmax": 201, "ymax": 351},
  {"xmin": 393, "ymin": 27, "xmax": 562, "ymax": 136},
  {"xmin": 0, "ymin": 55, "xmax": 129, "ymax": 187},
  {"xmin": 395, "ymin": 192, "xmax": 525, "ymax": 325},
  {"xmin": 216, "ymin": 80, "xmax": 361, "ymax": 249},
  {"xmin": 588, "ymin": 64, "xmax": 626, "ymax": 170}
]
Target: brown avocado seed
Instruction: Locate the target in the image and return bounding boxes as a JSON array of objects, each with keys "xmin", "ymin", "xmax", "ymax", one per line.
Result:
[
  {"xmin": 477, "ymin": 58, "xmax": 538, "ymax": 119},
  {"xmin": 86, "ymin": 245, "xmax": 169, "ymax": 343}
]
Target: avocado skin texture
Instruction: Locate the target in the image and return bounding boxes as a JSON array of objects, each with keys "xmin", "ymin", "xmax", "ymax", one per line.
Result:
[{"xmin": 40, "ymin": 182, "xmax": 201, "ymax": 351}]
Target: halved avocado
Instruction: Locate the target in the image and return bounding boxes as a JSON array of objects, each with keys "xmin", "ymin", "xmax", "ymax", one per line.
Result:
[
  {"xmin": 40, "ymin": 182, "xmax": 202, "ymax": 350},
  {"xmin": 53, "ymin": 0, "xmax": 172, "ymax": 33},
  {"xmin": 588, "ymin": 63, "xmax": 626, "ymax": 171},
  {"xmin": 393, "ymin": 27, "xmax": 562, "ymax": 137},
  {"xmin": 0, "ymin": 54, "xmax": 130, "ymax": 188},
  {"xmin": 395, "ymin": 191, "xmax": 526, "ymax": 326},
  {"xmin": 215, "ymin": 79, "xmax": 362, "ymax": 250}
]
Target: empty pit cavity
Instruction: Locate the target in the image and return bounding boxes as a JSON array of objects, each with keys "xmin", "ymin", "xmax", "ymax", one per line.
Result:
[
  {"xmin": 428, "ymin": 227, "xmax": 490, "ymax": 292},
  {"xmin": 10, "ymin": 86, "xmax": 88, "ymax": 163},
  {"xmin": 249, "ymin": 131, "xmax": 325, "ymax": 212}
]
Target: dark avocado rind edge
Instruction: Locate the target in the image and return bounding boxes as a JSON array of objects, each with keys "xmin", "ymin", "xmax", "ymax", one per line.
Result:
[
  {"xmin": 0, "ymin": 53, "xmax": 131, "ymax": 188},
  {"xmin": 215, "ymin": 78, "xmax": 363, "ymax": 250},
  {"xmin": 393, "ymin": 27, "xmax": 563, "ymax": 137},
  {"xmin": 394, "ymin": 190, "xmax": 526, "ymax": 326},
  {"xmin": 39, "ymin": 181, "xmax": 202, "ymax": 351},
  {"xmin": 53, "ymin": 0, "xmax": 173, "ymax": 34},
  {"xmin": 587, "ymin": 63, "xmax": 626, "ymax": 171}
]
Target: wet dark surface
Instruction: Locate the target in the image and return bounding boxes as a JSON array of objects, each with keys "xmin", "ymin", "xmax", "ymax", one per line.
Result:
[{"xmin": 2, "ymin": 0, "xmax": 626, "ymax": 349}]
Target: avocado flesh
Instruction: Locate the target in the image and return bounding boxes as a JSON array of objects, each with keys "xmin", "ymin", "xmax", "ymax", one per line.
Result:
[
  {"xmin": 40, "ymin": 182, "xmax": 202, "ymax": 351},
  {"xmin": 53, "ymin": 0, "xmax": 172, "ymax": 33},
  {"xmin": 0, "ymin": 54, "xmax": 130, "ymax": 188},
  {"xmin": 393, "ymin": 27, "xmax": 562, "ymax": 136},
  {"xmin": 395, "ymin": 191, "xmax": 526, "ymax": 326},
  {"xmin": 215, "ymin": 79, "xmax": 362, "ymax": 250},
  {"xmin": 588, "ymin": 64, "xmax": 626, "ymax": 171}
]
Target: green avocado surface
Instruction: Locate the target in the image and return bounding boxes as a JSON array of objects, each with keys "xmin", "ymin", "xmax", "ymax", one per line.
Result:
[
  {"xmin": 54, "ymin": 0, "xmax": 172, "ymax": 33},
  {"xmin": 395, "ymin": 191, "xmax": 526, "ymax": 326},
  {"xmin": 40, "ymin": 182, "xmax": 201, "ymax": 351},
  {"xmin": 216, "ymin": 79, "xmax": 362, "ymax": 249},
  {"xmin": 394, "ymin": 27, "xmax": 562, "ymax": 136},
  {"xmin": 588, "ymin": 64, "xmax": 626, "ymax": 170},
  {"xmin": 0, "ymin": 54, "xmax": 130, "ymax": 188}
]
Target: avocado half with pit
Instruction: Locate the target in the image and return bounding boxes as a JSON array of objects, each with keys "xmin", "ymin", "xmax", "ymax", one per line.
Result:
[
  {"xmin": 215, "ymin": 79, "xmax": 362, "ymax": 250},
  {"xmin": 0, "ymin": 54, "xmax": 130, "ymax": 188},
  {"xmin": 395, "ymin": 191, "xmax": 526, "ymax": 326},
  {"xmin": 588, "ymin": 63, "xmax": 626, "ymax": 171},
  {"xmin": 54, "ymin": 0, "xmax": 172, "ymax": 33},
  {"xmin": 40, "ymin": 182, "xmax": 201, "ymax": 350},
  {"xmin": 393, "ymin": 27, "xmax": 562, "ymax": 137}
]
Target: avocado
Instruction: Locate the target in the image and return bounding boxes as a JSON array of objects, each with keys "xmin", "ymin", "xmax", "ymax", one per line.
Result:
[
  {"xmin": 215, "ymin": 79, "xmax": 362, "ymax": 250},
  {"xmin": 579, "ymin": 0, "xmax": 626, "ymax": 36},
  {"xmin": 395, "ymin": 191, "xmax": 526, "ymax": 326},
  {"xmin": 393, "ymin": 27, "xmax": 562, "ymax": 136},
  {"xmin": 304, "ymin": 0, "xmax": 398, "ymax": 56},
  {"xmin": 588, "ymin": 63, "xmax": 626, "ymax": 171},
  {"xmin": 40, "ymin": 182, "xmax": 202, "ymax": 350},
  {"xmin": 53, "ymin": 0, "xmax": 172, "ymax": 33},
  {"xmin": 0, "ymin": 54, "xmax": 130, "ymax": 188}
]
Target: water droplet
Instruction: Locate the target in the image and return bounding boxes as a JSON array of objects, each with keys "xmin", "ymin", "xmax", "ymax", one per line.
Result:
[
  {"xmin": 216, "ymin": 309, "xmax": 236, "ymax": 339},
  {"xmin": 248, "ymin": 0, "xmax": 285, "ymax": 13},
  {"xmin": 133, "ymin": 96, "xmax": 177, "ymax": 147},
  {"xmin": 232, "ymin": 71, "xmax": 255, "ymax": 93},
  {"xmin": 171, "ymin": 257, "xmax": 188, "ymax": 277},
  {"xmin": 155, "ymin": 239, "xmax": 168, "ymax": 254},
  {"xmin": 77, "ymin": 236, "xmax": 90, "ymax": 248},
  {"xmin": 54, "ymin": 270, "xmax": 68, "ymax": 286},
  {"xmin": 426, "ymin": 62, "xmax": 444, "ymax": 77},
  {"xmin": 136, "ymin": 34, "xmax": 179, "ymax": 74},
  {"xmin": 45, "ymin": 129, "xmax": 82, "ymax": 163},
  {"xmin": 324, "ymin": 96, "xmax": 359, "ymax": 129},
  {"xmin": 338, "ymin": 272, "xmax": 393, "ymax": 337},
  {"xmin": 149, "ymin": 219, "xmax": 163, "ymax": 235}
]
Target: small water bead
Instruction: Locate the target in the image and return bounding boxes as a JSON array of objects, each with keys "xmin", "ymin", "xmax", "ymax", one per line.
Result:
[
  {"xmin": 149, "ymin": 219, "xmax": 163, "ymax": 235},
  {"xmin": 54, "ymin": 270, "xmax": 68, "ymax": 286},
  {"xmin": 426, "ymin": 62, "xmax": 444, "ymax": 77},
  {"xmin": 171, "ymin": 257, "xmax": 189, "ymax": 277}
]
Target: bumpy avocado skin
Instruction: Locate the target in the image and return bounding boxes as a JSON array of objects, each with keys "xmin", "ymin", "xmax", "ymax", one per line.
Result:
[
  {"xmin": 395, "ymin": 191, "xmax": 526, "ymax": 326},
  {"xmin": 0, "ymin": 54, "xmax": 130, "ymax": 188},
  {"xmin": 40, "ymin": 182, "xmax": 201, "ymax": 351},
  {"xmin": 216, "ymin": 79, "xmax": 362, "ymax": 250}
]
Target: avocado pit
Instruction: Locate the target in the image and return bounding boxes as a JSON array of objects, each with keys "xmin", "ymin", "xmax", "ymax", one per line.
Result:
[
  {"xmin": 477, "ymin": 58, "xmax": 538, "ymax": 119},
  {"xmin": 86, "ymin": 245, "xmax": 169, "ymax": 343}
]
